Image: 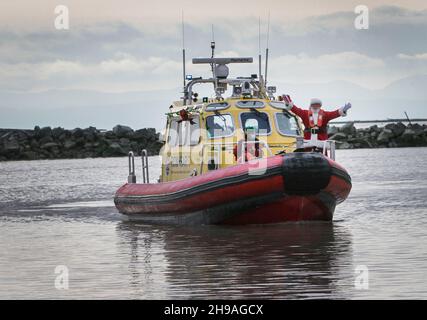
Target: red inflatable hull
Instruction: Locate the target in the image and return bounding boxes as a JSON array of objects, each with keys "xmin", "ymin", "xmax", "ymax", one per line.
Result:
[{"xmin": 114, "ymin": 153, "xmax": 351, "ymax": 225}]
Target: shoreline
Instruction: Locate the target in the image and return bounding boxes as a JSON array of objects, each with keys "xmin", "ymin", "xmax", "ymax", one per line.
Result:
[
  {"xmin": 0, "ymin": 125, "xmax": 163, "ymax": 161},
  {"xmin": 1, "ymin": 122, "xmax": 427, "ymax": 161},
  {"xmin": 329, "ymin": 122, "xmax": 427, "ymax": 149}
]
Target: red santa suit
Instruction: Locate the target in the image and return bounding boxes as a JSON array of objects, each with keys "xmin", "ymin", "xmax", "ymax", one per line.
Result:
[{"xmin": 290, "ymin": 105, "xmax": 344, "ymax": 141}]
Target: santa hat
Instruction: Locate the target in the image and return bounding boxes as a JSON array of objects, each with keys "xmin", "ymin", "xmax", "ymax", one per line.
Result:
[{"xmin": 310, "ymin": 98, "xmax": 322, "ymax": 106}]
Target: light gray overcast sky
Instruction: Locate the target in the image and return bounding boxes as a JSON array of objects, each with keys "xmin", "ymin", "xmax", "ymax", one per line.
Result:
[{"xmin": 0, "ymin": 0, "xmax": 426, "ymax": 129}]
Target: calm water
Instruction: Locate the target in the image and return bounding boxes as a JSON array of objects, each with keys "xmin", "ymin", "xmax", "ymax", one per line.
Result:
[{"xmin": 0, "ymin": 148, "xmax": 426, "ymax": 299}]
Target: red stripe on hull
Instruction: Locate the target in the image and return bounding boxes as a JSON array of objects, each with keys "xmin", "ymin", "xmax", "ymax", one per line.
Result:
[{"xmin": 115, "ymin": 174, "xmax": 284, "ymax": 214}]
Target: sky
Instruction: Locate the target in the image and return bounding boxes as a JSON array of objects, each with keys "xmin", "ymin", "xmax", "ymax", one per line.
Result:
[{"xmin": 0, "ymin": 0, "xmax": 427, "ymax": 130}]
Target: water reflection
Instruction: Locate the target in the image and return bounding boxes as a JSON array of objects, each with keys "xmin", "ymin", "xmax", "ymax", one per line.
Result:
[{"xmin": 117, "ymin": 222, "xmax": 353, "ymax": 299}]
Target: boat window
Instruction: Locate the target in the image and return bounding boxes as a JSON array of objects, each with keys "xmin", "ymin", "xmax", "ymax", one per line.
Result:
[
  {"xmin": 168, "ymin": 120, "xmax": 179, "ymax": 146},
  {"xmin": 270, "ymin": 101, "xmax": 287, "ymax": 109},
  {"xmin": 205, "ymin": 102, "xmax": 229, "ymax": 111},
  {"xmin": 240, "ymin": 112, "xmax": 271, "ymax": 134},
  {"xmin": 275, "ymin": 112, "xmax": 300, "ymax": 136},
  {"xmin": 206, "ymin": 114, "xmax": 235, "ymax": 138},
  {"xmin": 168, "ymin": 117, "xmax": 201, "ymax": 146},
  {"xmin": 236, "ymin": 100, "xmax": 264, "ymax": 108},
  {"xmin": 188, "ymin": 117, "xmax": 201, "ymax": 145}
]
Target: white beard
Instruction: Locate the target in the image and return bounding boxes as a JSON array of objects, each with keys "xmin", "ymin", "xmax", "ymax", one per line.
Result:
[{"xmin": 310, "ymin": 107, "xmax": 320, "ymax": 125}]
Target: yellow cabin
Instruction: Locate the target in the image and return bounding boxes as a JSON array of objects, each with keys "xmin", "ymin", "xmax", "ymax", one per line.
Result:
[{"xmin": 159, "ymin": 60, "xmax": 305, "ymax": 182}]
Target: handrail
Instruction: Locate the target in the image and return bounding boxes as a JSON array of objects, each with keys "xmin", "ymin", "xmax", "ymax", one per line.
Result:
[
  {"xmin": 128, "ymin": 151, "xmax": 136, "ymax": 183},
  {"xmin": 296, "ymin": 137, "xmax": 336, "ymax": 160},
  {"xmin": 141, "ymin": 149, "xmax": 149, "ymax": 183}
]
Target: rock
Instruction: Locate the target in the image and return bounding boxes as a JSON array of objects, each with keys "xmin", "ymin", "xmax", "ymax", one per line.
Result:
[
  {"xmin": 39, "ymin": 136, "xmax": 53, "ymax": 145},
  {"xmin": 103, "ymin": 131, "xmax": 116, "ymax": 139},
  {"xmin": 71, "ymin": 128, "xmax": 84, "ymax": 138},
  {"xmin": 377, "ymin": 128, "xmax": 393, "ymax": 144},
  {"xmin": 340, "ymin": 122, "xmax": 356, "ymax": 135},
  {"xmin": 370, "ymin": 131, "xmax": 378, "ymax": 139},
  {"xmin": 104, "ymin": 142, "xmax": 126, "ymax": 156},
  {"xmin": 388, "ymin": 140, "xmax": 398, "ymax": 148},
  {"xmin": 328, "ymin": 126, "xmax": 339, "ymax": 136},
  {"xmin": 385, "ymin": 122, "xmax": 406, "ymax": 137},
  {"xmin": 41, "ymin": 142, "xmax": 60, "ymax": 149},
  {"xmin": 113, "ymin": 125, "xmax": 134, "ymax": 138},
  {"xmin": 336, "ymin": 141, "xmax": 352, "ymax": 149},
  {"xmin": 329, "ymin": 133, "xmax": 347, "ymax": 141},
  {"xmin": 30, "ymin": 139, "xmax": 39, "ymax": 148},
  {"xmin": 409, "ymin": 123, "xmax": 423, "ymax": 133},
  {"xmin": 22, "ymin": 151, "xmax": 38, "ymax": 160},
  {"xmin": 119, "ymin": 138, "xmax": 130, "ymax": 145},
  {"xmin": 348, "ymin": 137, "xmax": 373, "ymax": 148},
  {"xmin": 399, "ymin": 128, "xmax": 416, "ymax": 142},
  {"xmin": 39, "ymin": 126, "xmax": 52, "ymax": 138},
  {"xmin": 3, "ymin": 140, "xmax": 20, "ymax": 152},
  {"xmin": 369, "ymin": 125, "xmax": 380, "ymax": 133},
  {"xmin": 64, "ymin": 140, "xmax": 76, "ymax": 149}
]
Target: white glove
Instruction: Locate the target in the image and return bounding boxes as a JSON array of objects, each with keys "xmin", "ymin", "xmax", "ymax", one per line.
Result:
[
  {"xmin": 343, "ymin": 102, "xmax": 351, "ymax": 114},
  {"xmin": 281, "ymin": 94, "xmax": 294, "ymax": 110}
]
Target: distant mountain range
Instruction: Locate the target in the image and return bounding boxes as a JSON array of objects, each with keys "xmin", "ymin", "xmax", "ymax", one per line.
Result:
[{"xmin": 1, "ymin": 75, "xmax": 426, "ymax": 130}]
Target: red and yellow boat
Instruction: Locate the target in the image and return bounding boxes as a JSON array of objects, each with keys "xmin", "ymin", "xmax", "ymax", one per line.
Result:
[{"xmin": 114, "ymin": 53, "xmax": 351, "ymax": 224}]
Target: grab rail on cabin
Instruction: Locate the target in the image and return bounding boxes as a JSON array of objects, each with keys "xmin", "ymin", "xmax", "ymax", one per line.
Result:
[
  {"xmin": 128, "ymin": 151, "xmax": 136, "ymax": 183},
  {"xmin": 141, "ymin": 149, "xmax": 149, "ymax": 184},
  {"xmin": 296, "ymin": 137, "xmax": 336, "ymax": 160}
]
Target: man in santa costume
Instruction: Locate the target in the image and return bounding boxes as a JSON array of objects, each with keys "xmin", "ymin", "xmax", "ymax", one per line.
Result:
[{"xmin": 281, "ymin": 95, "xmax": 352, "ymax": 141}]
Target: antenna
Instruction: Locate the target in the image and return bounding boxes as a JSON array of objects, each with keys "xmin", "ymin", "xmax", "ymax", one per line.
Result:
[
  {"xmin": 264, "ymin": 11, "xmax": 271, "ymax": 87},
  {"xmin": 210, "ymin": 24, "xmax": 216, "ymax": 75},
  {"xmin": 181, "ymin": 11, "xmax": 187, "ymax": 104},
  {"xmin": 258, "ymin": 17, "xmax": 262, "ymax": 81}
]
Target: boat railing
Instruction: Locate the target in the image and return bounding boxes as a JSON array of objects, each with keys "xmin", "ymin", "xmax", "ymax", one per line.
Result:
[
  {"xmin": 296, "ymin": 137, "xmax": 336, "ymax": 160},
  {"xmin": 127, "ymin": 150, "xmax": 150, "ymax": 184},
  {"xmin": 141, "ymin": 149, "xmax": 149, "ymax": 183},
  {"xmin": 128, "ymin": 151, "xmax": 136, "ymax": 183}
]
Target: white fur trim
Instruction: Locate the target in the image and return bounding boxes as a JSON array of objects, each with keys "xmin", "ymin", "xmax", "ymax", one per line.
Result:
[
  {"xmin": 310, "ymin": 98, "xmax": 322, "ymax": 106},
  {"xmin": 339, "ymin": 107, "xmax": 347, "ymax": 117}
]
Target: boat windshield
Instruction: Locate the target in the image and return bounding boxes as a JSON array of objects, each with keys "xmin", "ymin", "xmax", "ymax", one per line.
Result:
[
  {"xmin": 240, "ymin": 111, "xmax": 271, "ymax": 135},
  {"xmin": 206, "ymin": 114, "xmax": 235, "ymax": 138},
  {"xmin": 205, "ymin": 102, "xmax": 229, "ymax": 111},
  {"xmin": 236, "ymin": 100, "xmax": 264, "ymax": 108},
  {"xmin": 275, "ymin": 112, "xmax": 300, "ymax": 136}
]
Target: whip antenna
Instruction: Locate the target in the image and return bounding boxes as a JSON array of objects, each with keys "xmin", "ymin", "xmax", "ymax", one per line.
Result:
[
  {"xmin": 181, "ymin": 10, "xmax": 187, "ymax": 104},
  {"xmin": 210, "ymin": 24, "xmax": 216, "ymax": 75},
  {"xmin": 264, "ymin": 11, "xmax": 271, "ymax": 87},
  {"xmin": 258, "ymin": 17, "xmax": 262, "ymax": 81}
]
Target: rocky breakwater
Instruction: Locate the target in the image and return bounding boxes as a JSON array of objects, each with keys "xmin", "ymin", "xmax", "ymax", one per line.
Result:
[
  {"xmin": 328, "ymin": 122, "xmax": 427, "ymax": 149},
  {"xmin": 0, "ymin": 125, "xmax": 163, "ymax": 161}
]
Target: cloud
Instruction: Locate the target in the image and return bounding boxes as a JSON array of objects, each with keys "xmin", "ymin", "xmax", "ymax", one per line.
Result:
[
  {"xmin": 0, "ymin": 55, "xmax": 184, "ymax": 92},
  {"xmin": 267, "ymin": 52, "xmax": 389, "ymax": 89},
  {"xmin": 1, "ymin": 4, "xmax": 427, "ymax": 128},
  {"xmin": 397, "ymin": 53, "xmax": 427, "ymax": 60}
]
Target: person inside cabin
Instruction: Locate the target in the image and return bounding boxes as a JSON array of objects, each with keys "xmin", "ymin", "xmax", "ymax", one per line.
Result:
[
  {"xmin": 233, "ymin": 122, "xmax": 263, "ymax": 163},
  {"xmin": 281, "ymin": 95, "xmax": 352, "ymax": 141}
]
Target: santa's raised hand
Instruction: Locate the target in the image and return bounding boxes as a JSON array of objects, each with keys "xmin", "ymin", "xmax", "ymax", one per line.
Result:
[{"xmin": 281, "ymin": 94, "xmax": 294, "ymax": 109}]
